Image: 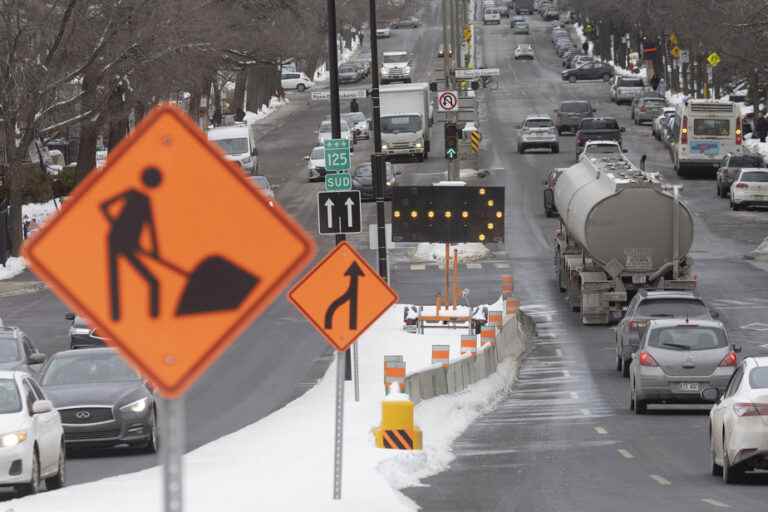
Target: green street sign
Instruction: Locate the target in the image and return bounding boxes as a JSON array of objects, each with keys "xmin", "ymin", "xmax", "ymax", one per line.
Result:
[
  {"xmin": 324, "ymin": 172, "xmax": 352, "ymax": 192},
  {"xmin": 324, "ymin": 138, "xmax": 351, "ymax": 172}
]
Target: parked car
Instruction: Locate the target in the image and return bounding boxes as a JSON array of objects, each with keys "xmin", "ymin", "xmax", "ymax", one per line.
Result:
[
  {"xmin": 562, "ymin": 61, "xmax": 614, "ymax": 83},
  {"xmin": 0, "ymin": 327, "xmax": 46, "ymax": 376},
  {"xmin": 543, "ymin": 168, "xmax": 565, "ymax": 217},
  {"xmin": 249, "ymin": 176, "xmax": 276, "ymax": 207},
  {"xmin": 553, "ymin": 100, "xmax": 596, "ymax": 134},
  {"xmin": 338, "ymin": 63, "xmax": 362, "ymax": 84},
  {"xmin": 0, "ymin": 371, "xmax": 64, "ymax": 495},
  {"xmin": 351, "ymin": 162, "xmax": 400, "ymax": 201},
  {"xmin": 652, "ymin": 107, "xmax": 677, "ymax": 140},
  {"xmin": 609, "ymin": 75, "xmax": 646, "ymax": 104},
  {"xmin": 280, "ymin": 71, "xmax": 314, "ymax": 92},
  {"xmin": 631, "ymin": 96, "xmax": 667, "ymax": 125},
  {"xmin": 716, "ymin": 152, "xmax": 766, "ymax": 197},
  {"xmin": 616, "ymin": 290, "xmax": 716, "ymax": 378},
  {"xmin": 514, "ymin": 44, "xmax": 535, "ymax": 60},
  {"xmin": 317, "ymin": 119, "xmax": 354, "ymax": 149},
  {"xmin": 543, "ymin": 8, "xmax": 559, "ymax": 20},
  {"xmin": 40, "ymin": 348, "xmax": 158, "ymax": 452},
  {"xmin": 704, "ymin": 356, "xmax": 768, "ymax": 483},
  {"xmin": 629, "ymin": 319, "xmax": 738, "ymax": 415},
  {"xmin": 66, "ymin": 313, "xmax": 105, "ymax": 349},
  {"xmin": 511, "ymin": 21, "xmax": 529, "ymax": 33},
  {"xmin": 570, "ymin": 55, "xmax": 593, "ymax": 68},
  {"xmin": 349, "ymin": 59, "xmax": 370, "ymax": 77},
  {"xmin": 730, "ymin": 168, "xmax": 768, "ymax": 210},
  {"xmin": 575, "ymin": 117, "xmax": 625, "ymax": 156},
  {"xmin": 305, "ymin": 145, "xmax": 326, "ymax": 181},
  {"xmin": 517, "ymin": 114, "xmax": 559, "ymax": 153},
  {"xmin": 392, "ymin": 16, "xmax": 420, "ymax": 28},
  {"xmin": 561, "ymin": 49, "xmax": 580, "ymax": 67},
  {"xmin": 376, "ymin": 26, "xmax": 392, "ymax": 38}
]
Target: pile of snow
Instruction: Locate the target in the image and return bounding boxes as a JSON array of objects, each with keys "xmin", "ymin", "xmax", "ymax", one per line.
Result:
[
  {"xmin": 22, "ymin": 200, "xmax": 59, "ymax": 226},
  {"xmin": 0, "ymin": 257, "xmax": 27, "ymax": 280},
  {"xmin": 314, "ymin": 36, "xmax": 362, "ymax": 83},
  {"xmin": 9, "ymin": 299, "xmax": 522, "ymax": 511},
  {"xmin": 413, "ymin": 242, "xmax": 490, "ymax": 263},
  {"xmin": 243, "ymin": 96, "xmax": 290, "ymax": 124}
]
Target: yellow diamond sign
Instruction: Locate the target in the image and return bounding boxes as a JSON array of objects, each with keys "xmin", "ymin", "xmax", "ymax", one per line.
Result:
[
  {"xmin": 670, "ymin": 47, "xmax": 681, "ymax": 59},
  {"xmin": 707, "ymin": 52, "xmax": 721, "ymax": 67}
]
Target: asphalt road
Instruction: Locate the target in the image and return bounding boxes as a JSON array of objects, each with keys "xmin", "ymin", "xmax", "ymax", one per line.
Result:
[{"xmin": 403, "ymin": 13, "xmax": 768, "ymax": 512}]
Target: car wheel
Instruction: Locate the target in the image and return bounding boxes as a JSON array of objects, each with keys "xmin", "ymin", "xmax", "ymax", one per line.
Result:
[
  {"xmin": 710, "ymin": 429, "xmax": 723, "ymax": 477},
  {"xmin": 632, "ymin": 386, "xmax": 647, "ymax": 414},
  {"xmin": 627, "ymin": 381, "xmax": 635, "ymax": 411},
  {"xmin": 722, "ymin": 435, "xmax": 744, "ymax": 484},
  {"xmin": 622, "ymin": 358, "xmax": 630, "ymax": 378},
  {"xmin": 552, "ymin": 144, "xmax": 559, "ymax": 154},
  {"xmin": 296, "ymin": 84, "xmax": 306, "ymax": 92},
  {"xmin": 731, "ymin": 200, "xmax": 740, "ymax": 211},
  {"xmin": 616, "ymin": 353, "xmax": 622, "ymax": 372},
  {"xmin": 602, "ymin": 74, "xmax": 611, "ymax": 81},
  {"xmin": 145, "ymin": 409, "xmax": 160, "ymax": 453},
  {"xmin": 45, "ymin": 441, "xmax": 66, "ymax": 490},
  {"xmin": 517, "ymin": 144, "xmax": 524, "ymax": 154},
  {"xmin": 18, "ymin": 449, "xmax": 40, "ymax": 496},
  {"xmin": 568, "ymin": 75, "xmax": 577, "ymax": 83}
]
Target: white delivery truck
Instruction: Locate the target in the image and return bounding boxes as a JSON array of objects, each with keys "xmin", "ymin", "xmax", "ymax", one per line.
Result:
[
  {"xmin": 207, "ymin": 124, "xmax": 260, "ymax": 175},
  {"xmin": 380, "ymin": 83, "xmax": 432, "ymax": 162}
]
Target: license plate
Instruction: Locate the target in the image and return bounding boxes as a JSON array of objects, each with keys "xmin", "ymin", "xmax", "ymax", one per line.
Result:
[{"xmin": 679, "ymin": 383, "xmax": 699, "ymax": 392}]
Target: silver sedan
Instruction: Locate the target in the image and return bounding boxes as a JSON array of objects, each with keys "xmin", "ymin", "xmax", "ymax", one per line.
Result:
[
  {"xmin": 629, "ymin": 319, "xmax": 738, "ymax": 414},
  {"xmin": 514, "ymin": 44, "xmax": 535, "ymax": 60}
]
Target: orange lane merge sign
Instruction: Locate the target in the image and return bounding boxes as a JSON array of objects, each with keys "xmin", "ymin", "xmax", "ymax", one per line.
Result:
[
  {"xmin": 22, "ymin": 104, "xmax": 315, "ymax": 397},
  {"xmin": 289, "ymin": 241, "xmax": 398, "ymax": 351}
]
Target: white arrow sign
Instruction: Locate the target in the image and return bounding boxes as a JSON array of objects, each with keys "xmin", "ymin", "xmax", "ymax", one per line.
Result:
[
  {"xmin": 325, "ymin": 198, "xmax": 335, "ymax": 229},
  {"xmin": 345, "ymin": 197, "xmax": 355, "ymax": 227}
]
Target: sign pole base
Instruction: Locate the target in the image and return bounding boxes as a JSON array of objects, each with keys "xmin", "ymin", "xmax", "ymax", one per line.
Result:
[
  {"xmin": 161, "ymin": 396, "xmax": 186, "ymax": 512},
  {"xmin": 333, "ymin": 350, "xmax": 346, "ymax": 499}
]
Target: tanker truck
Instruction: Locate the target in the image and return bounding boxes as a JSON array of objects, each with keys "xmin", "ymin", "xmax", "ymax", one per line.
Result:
[{"xmin": 554, "ymin": 144, "xmax": 696, "ymax": 325}]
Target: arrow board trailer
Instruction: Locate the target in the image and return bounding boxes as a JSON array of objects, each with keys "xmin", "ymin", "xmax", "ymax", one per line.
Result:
[
  {"xmin": 317, "ymin": 191, "xmax": 362, "ymax": 235},
  {"xmin": 379, "ymin": 83, "xmax": 432, "ymax": 162},
  {"xmin": 554, "ymin": 152, "xmax": 695, "ymax": 325}
]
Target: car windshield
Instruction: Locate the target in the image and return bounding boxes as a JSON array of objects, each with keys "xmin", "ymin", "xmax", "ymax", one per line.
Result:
[
  {"xmin": 561, "ymin": 102, "xmax": 590, "ymax": 113},
  {"xmin": 0, "ymin": 336, "xmax": 20, "ymax": 363},
  {"xmin": 0, "ymin": 379, "xmax": 21, "ymax": 414},
  {"xmin": 42, "ymin": 352, "xmax": 141, "ymax": 386},
  {"xmin": 518, "ymin": 45, "xmax": 532, "ymax": 51},
  {"xmin": 749, "ymin": 367, "xmax": 768, "ymax": 389},
  {"xmin": 212, "ymin": 137, "xmax": 248, "ymax": 156},
  {"xmin": 636, "ymin": 299, "xmax": 709, "ymax": 318},
  {"xmin": 586, "ymin": 144, "xmax": 620, "ymax": 154},
  {"xmin": 526, "ymin": 119, "xmax": 553, "ymax": 128},
  {"xmin": 580, "ymin": 119, "xmax": 619, "ymax": 130},
  {"xmin": 732, "ymin": 156, "xmax": 765, "ymax": 167},
  {"xmin": 381, "ymin": 115, "xmax": 422, "ymax": 133},
  {"xmin": 693, "ymin": 118, "xmax": 730, "ymax": 137},
  {"xmin": 342, "ymin": 113, "xmax": 366, "ymax": 124},
  {"xmin": 339, "ymin": 65, "xmax": 355, "ymax": 72},
  {"xmin": 383, "ymin": 54, "xmax": 408, "ymax": 64},
  {"xmin": 643, "ymin": 99, "xmax": 666, "ymax": 107},
  {"xmin": 740, "ymin": 171, "xmax": 768, "ymax": 182},
  {"xmin": 310, "ymin": 147, "xmax": 324, "ymax": 159},
  {"xmin": 619, "ymin": 78, "xmax": 644, "ymax": 87},
  {"xmin": 648, "ymin": 326, "xmax": 728, "ymax": 351}
]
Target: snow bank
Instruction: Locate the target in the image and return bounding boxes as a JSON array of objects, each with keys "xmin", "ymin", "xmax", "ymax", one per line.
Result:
[
  {"xmin": 0, "ymin": 257, "xmax": 27, "ymax": 280},
  {"xmin": 314, "ymin": 36, "xmax": 362, "ymax": 83},
  {"xmin": 0, "ymin": 200, "xmax": 63, "ymax": 281},
  {"xmin": 9, "ymin": 298, "xmax": 525, "ymax": 511},
  {"xmin": 413, "ymin": 243, "xmax": 490, "ymax": 263},
  {"xmin": 243, "ymin": 96, "xmax": 290, "ymax": 123}
]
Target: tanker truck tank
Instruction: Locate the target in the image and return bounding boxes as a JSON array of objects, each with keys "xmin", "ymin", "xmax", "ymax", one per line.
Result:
[{"xmin": 553, "ymin": 151, "xmax": 696, "ymax": 325}]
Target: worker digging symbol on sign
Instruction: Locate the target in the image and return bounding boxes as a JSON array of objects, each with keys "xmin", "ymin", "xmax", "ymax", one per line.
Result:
[
  {"xmin": 101, "ymin": 167, "xmax": 162, "ymax": 321},
  {"xmin": 102, "ymin": 166, "xmax": 262, "ymax": 321}
]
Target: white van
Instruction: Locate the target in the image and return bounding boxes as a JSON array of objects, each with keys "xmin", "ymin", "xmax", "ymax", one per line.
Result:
[
  {"xmin": 483, "ymin": 6, "xmax": 501, "ymax": 24},
  {"xmin": 207, "ymin": 124, "xmax": 259, "ymax": 175},
  {"xmin": 670, "ymin": 100, "xmax": 742, "ymax": 175}
]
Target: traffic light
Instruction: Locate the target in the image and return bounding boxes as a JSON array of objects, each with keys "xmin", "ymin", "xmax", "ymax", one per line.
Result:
[
  {"xmin": 445, "ymin": 122, "xmax": 458, "ymax": 160},
  {"xmin": 391, "ymin": 186, "xmax": 505, "ymax": 244}
]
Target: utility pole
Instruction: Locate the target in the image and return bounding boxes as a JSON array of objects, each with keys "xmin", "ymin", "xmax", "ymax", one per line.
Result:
[
  {"xmin": 443, "ymin": 0, "xmax": 460, "ymax": 181},
  {"xmin": 369, "ymin": 0, "xmax": 388, "ymax": 284}
]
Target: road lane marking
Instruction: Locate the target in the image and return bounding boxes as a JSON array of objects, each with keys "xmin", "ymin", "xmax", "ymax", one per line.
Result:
[
  {"xmin": 701, "ymin": 499, "xmax": 731, "ymax": 508},
  {"xmin": 650, "ymin": 475, "xmax": 671, "ymax": 486},
  {"xmin": 617, "ymin": 449, "xmax": 634, "ymax": 459},
  {"xmin": 580, "ymin": 408, "xmax": 591, "ymax": 416},
  {"xmin": 594, "ymin": 426, "xmax": 608, "ymax": 435},
  {"xmin": 555, "ymin": 348, "xmax": 563, "ymax": 357},
  {"xmin": 570, "ymin": 392, "xmax": 579, "ymax": 400},
  {"xmin": 410, "ymin": 264, "xmax": 426, "ymax": 271}
]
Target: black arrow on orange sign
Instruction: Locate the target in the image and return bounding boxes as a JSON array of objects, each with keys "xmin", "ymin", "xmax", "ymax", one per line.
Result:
[{"xmin": 324, "ymin": 262, "xmax": 364, "ymax": 330}]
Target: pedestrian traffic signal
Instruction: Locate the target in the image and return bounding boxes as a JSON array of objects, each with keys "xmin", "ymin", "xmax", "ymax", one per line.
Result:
[
  {"xmin": 391, "ymin": 186, "xmax": 505, "ymax": 243},
  {"xmin": 445, "ymin": 122, "xmax": 458, "ymax": 160}
]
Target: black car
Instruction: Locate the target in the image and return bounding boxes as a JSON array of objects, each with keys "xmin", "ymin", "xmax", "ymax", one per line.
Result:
[
  {"xmin": 392, "ymin": 16, "xmax": 420, "ymax": 28},
  {"xmin": 65, "ymin": 313, "xmax": 106, "ymax": 349},
  {"xmin": 543, "ymin": 168, "xmax": 565, "ymax": 217},
  {"xmin": 40, "ymin": 348, "xmax": 158, "ymax": 452},
  {"xmin": 716, "ymin": 152, "xmax": 766, "ymax": 197},
  {"xmin": 562, "ymin": 61, "xmax": 614, "ymax": 83},
  {"xmin": 0, "ymin": 327, "xmax": 46, "ymax": 375},
  {"xmin": 351, "ymin": 162, "xmax": 400, "ymax": 201},
  {"xmin": 575, "ymin": 117, "xmax": 625, "ymax": 156}
]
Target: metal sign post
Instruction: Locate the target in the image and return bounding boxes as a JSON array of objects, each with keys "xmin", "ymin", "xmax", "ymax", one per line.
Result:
[
  {"xmin": 353, "ymin": 344, "xmax": 360, "ymax": 402},
  {"xmin": 161, "ymin": 397, "xmax": 186, "ymax": 512},
  {"xmin": 333, "ymin": 350, "xmax": 345, "ymax": 499}
]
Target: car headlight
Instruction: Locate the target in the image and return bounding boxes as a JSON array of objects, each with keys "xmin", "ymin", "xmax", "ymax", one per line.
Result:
[
  {"xmin": 386, "ymin": 180, "xmax": 393, "ymax": 186},
  {"xmin": 382, "ymin": 144, "xmax": 388, "ymax": 150},
  {"xmin": 120, "ymin": 397, "xmax": 148, "ymax": 413},
  {"xmin": 0, "ymin": 431, "xmax": 27, "ymax": 448},
  {"xmin": 415, "ymin": 143, "xmax": 423, "ymax": 149},
  {"xmin": 404, "ymin": 67, "xmax": 412, "ymax": 74},
  {"xmin": 70, "ymin": 327, "xmax": 91, "ymax": 336}
]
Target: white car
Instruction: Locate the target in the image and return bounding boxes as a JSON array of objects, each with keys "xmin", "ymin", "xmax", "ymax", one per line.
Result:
[
  {"xmin": 280, "ymin": 71, "xmax": 314, "ymax": 92},
  {"xmin": 730, "ymin": 168, "xmax": 768, "ymax": 210},
  {"xmin": 705, "ymin": 356, "xmax": 768, "ymax": 483},
  {"xmin": 376, "ymin": 26, "xmax": 391, "ymax": 38},
  {"xmin": 317, "ymin": 119, "xmax": 354, "ymax": 150},
  {"xmin": 514, "ymin": 44, "xmax": 535, "ymax": 60},
  {"xmin": 652, "ymin": 107, "xmax": 676, "ymax": 140},
  {"xmin": 305, "ymin": 145, "xmax": 326, "ymax": 181},
  {"xmin": 0, "ymin": 371, "xmax": 64, "ymax": 495}
]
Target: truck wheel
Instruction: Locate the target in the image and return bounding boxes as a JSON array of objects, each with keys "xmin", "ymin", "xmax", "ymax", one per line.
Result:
[
  {"xmin": 425, "ymin": 140, "xmax": 431, "ymax": 155},
  {"xmin": 518, "ymin": 145, "xmax": 524, "ymax": 154}
]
